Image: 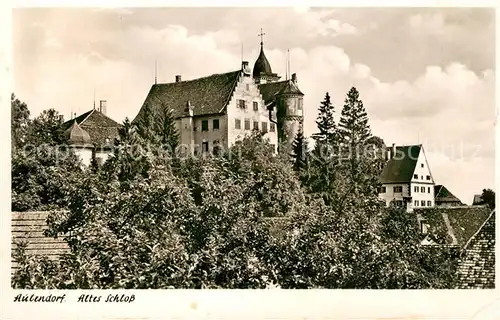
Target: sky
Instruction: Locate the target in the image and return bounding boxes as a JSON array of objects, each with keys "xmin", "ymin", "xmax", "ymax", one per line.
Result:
[{"xmin": 12, "ymin": 7, "xmax": 495, "ymax": 204}]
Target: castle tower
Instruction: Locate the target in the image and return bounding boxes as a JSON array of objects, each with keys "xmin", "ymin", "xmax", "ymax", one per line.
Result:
[
  {"xmin": 275, "ymin": 73, "xmax": 304, "ymax": 146},
  {"xmin": 252, "ymin": 29, "xmax": 280, "ymax": 84}
]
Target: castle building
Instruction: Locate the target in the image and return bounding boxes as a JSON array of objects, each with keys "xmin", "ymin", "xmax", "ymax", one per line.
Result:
[
  {"xmin": 59, "ymin": 101, "xmax": 121, "ymax": 166},
  {"xmin": 133, "ymin": 34, "xmax": 304, "ymax": 154},
  {"xmin": 378, "ymin": 144, "xmax": 436, "ymax": 212}
]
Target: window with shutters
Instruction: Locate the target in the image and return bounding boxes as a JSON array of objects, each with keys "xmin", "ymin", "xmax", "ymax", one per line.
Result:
[
  {"xmin": 235, "ymin": 119, "xmax": 241, "ymax": 129},
  {"xmin": 253, "ymin": 121, "xmax": 259, "ymax": 130},
  {"xmin": 213, "ymin": 119, "xmax": 219, "ymax": 130},
  {"xmin": 262, "ymin": 122, "xmax": 268, "ymax": 133},
  {"xmin": 394, "ymin": 186, "xmax": 403, "ymax": 193},
  {"xmin": 244, "ymin": 119, "xmax": 250, "ymax": 130},
  {"xmin": 253, "ymin": 101, "xmax": 258, "ymax": 111},
  {"xmin": 238, "ymin": 100, "xmax": 246, "ymax": 109},
  {"xmin": 421, "ymin": 186, "xmax": 425, "ymax": 193}
]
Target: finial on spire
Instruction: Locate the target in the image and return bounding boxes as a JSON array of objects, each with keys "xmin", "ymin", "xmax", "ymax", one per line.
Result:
[{"xmin": 258, "ymin": 28, "xmax": 266, "ymax": 47}]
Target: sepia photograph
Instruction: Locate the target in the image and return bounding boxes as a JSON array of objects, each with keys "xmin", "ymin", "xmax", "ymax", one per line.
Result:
[{"xmin": 9, "ymin": 7, "xmax": 495, "ymax": 291}]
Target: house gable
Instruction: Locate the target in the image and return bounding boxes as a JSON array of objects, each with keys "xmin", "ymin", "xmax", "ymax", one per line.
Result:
[{"xmin": 410, "ymin": 145, "xmax": 434, "ymax": 184}]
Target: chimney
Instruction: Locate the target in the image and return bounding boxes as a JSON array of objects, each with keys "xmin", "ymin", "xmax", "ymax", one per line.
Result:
[
  {"xmin": 99, "ymin": 100, "xmax": 107, "ymax": 115},
  {"xmin": 392, "ymin": 143, "xmax": 396, "ymax": 157},
  {"xmin": 175, "ymin": 75, "xmax": 182, "ymax": 82},
  {"xmin": 291, "ymin": 73, "xmax": 297, "ymax": 83}
]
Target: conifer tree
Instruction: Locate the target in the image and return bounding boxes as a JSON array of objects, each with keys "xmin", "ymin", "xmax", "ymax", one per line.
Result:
[
  {"xmin": 312, "ymin": 92, "xmax": 336, "ymax": 145},
  {"xmin": 136, "ymin": 102, "xmax": 157, "ymax": 142},
  {"xmin": 291, "ymin": 126, "xmax": 308, "ymax": 171},
  {"xmin": 338, "ymin": 87, "xmax": 372, "ymax": 182},
  {"xmin": 157, "ymin": 103, "xmax": 180, "ymax": 154}
]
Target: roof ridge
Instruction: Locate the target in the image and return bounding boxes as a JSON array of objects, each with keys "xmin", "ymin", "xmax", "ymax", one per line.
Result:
[
  {"xmin": 156, "ymin": 70, "xmax": 240, "ymax": 86},
  {"xmin": 79, "ymin": 109, "xmax": 96, "ymax": 125},
  {"xmin": 461, "ymin": 209, "xmax": 495, "ymax": 251}
]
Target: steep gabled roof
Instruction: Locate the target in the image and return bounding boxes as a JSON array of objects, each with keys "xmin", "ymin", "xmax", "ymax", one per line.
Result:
[
  {"xmin": 435, "ymin": 185, "xmax": 463, "ymax": 204},
  {"xmin": 258, "ymin": 80, "xmax": 304, "ymax": 104},
  {"xmin": 60, "ymin": 109, "xmax": 121, "ymax": 147},
  {"xmin": 416, "ymin": 206, "xmax": 491, "ymax": 247},
  {"xmin": 379, "ymin": 145, "xmax": 421, "ymax": 184},
  {"xmin": 456, "ymin": 210, "xmax": 495, "ymax": 289},
  {"xmin": 135, "ymin": 70, "xmax": 242, "ymax": 121}
]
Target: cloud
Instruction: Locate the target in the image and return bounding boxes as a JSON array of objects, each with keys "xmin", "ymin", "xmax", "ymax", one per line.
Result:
[
  {"xmin": 408, "ymin": 13, "xmax": 446, "ymax": 34},
  {"xmin": 13, "ymin": 8, "xmax": 495, "ymax": 207}
]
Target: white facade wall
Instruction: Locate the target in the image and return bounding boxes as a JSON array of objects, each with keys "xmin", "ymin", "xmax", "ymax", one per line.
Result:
[
  {"xmin": 192, "ymin": 114, "xmax": 228, "ymax": 154},
  {"xmin": 73, "ymin": 148, "xmax": 93, "ymax": 166},
  {"xmin": 226, "ymin": 74, "xmax": 278, "ymax": 152},
  {"xmin": 95, "ymin": 150, "xmax": 112, "ymax": 165},
  {"xmin": 174, "ymin": 73, "xmax": 277, "ymax": 155},
  {"xmin": 379, "ymin": 183, "xmax": 410, "ymax": 206},
  {"xmin": 410, "ymin": 147, "xmax": 435, "ymax": 208}
]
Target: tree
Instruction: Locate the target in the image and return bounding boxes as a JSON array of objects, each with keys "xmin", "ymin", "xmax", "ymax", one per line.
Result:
[
  {"xmin": 135, "ymin": 102, "xmax": 158, "ymax": 143},
  {"xmin": 157, "ymin": 103, "xmax": 180, "ymax": 153},
  {"xmin": 100, "ymin": 117, "xmax": 153, "ymax": 184},
  {"xmin": 29, "ymin": 109, "xmax": 65, "ymax": 146},
  {"xmin": 312, "ymin": 92, "xmax": 336, "ymax": 145},
  {"xmin": 11, "ymin": 94, "xmax": 31, "ymax": 151},
  {"xmin": 291, "ymin": 126, "xmax": 308, "ymax": 171},
  {"xmin": 11, "ymin": 145, "xmax": 84, "ymax": 211},
  {"xmin": 338, "ymin": 87, "xmax": 372, "ymax": 182},
  {"xmin": 479, "ymin": 188, "xmax": 495, "ymax": 210}
]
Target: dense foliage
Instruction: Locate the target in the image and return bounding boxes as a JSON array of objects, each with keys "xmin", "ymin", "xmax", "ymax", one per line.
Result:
[
  {"xmin": 479, "ymin": 188, "xmax": 495, "ymax": 210},
  {"xmin": 11, "ymin": 90, "xmax": 460, "ymax": 289}
]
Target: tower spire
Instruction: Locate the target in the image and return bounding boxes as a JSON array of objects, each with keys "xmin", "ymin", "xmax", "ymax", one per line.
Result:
[
  {"xmin": 258, "ymin": 28, "xmax": 266, "ymax": 47},
  {"xmin": 93, "ymin": 88, "xmax": 96, "ymax": 110}
]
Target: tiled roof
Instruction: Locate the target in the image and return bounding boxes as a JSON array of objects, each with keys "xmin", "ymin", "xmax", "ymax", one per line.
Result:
[
  {"xmin": 135, "ymin": 70, "xmax": 242, "ymax": 120},
  {"xmin": 456, "ymin": 210, "xmax": 495, "ymax": 289},
  {"xmin": 435, "ymin": 185, "xmax": 463, "ymax": 204},
  {"xmin": 11, "ymin": 211, "xmax": 70, "ymax": 274},
  {"xmin": 60, "ymin": 109, "xmax": 121, "ymax": 147},
  {"xmin": 379, "ymin": 145, "xmax": 421, "ymax": 184},
  {"xmin": 63, "ymin": 120, "xmax": 91, "ymax": 146},
  {"xmin": 416, "ymin": 206, "xmax": 491, "ymax": 247},
  {"xmin": 258, "ymin": 80, "xmax": 304, "ymax": 104}
]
